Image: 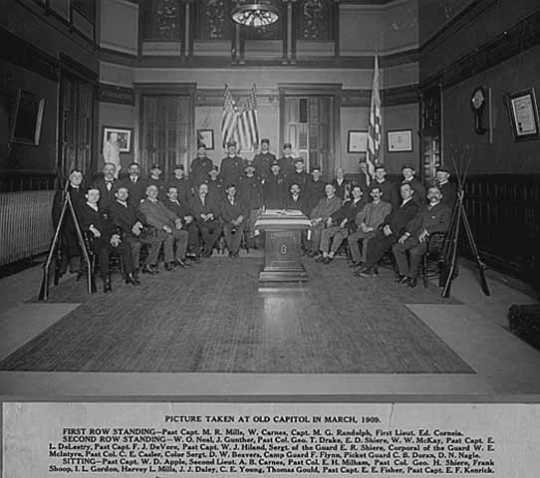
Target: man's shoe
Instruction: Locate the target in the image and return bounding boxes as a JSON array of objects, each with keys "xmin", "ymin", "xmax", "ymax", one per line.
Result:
[
  {"xmin": 358, "ymin": 267, "xmax": 376, "ymax": 278},
  {"xmin": 407, "ymin": 277, "xmax": 418, "ymax": 288},
  {"xmin": 323, "ymin": 257, "xmax": 332, "ymax": 264},
  {"xmin": 142, "ymin": 264, "xmax": 158, "ymax": 274},
  {"xmin": 348, "ymin": 260, "xmax": 361, "ymax": 268},
  {"xmin": 175, "ymin": 259, "xmax": 187, "ymax": 268},
  {"xmin": 165, "ymin": 262, "xmax": 175, "ymax": 271},
  {"xmin": 315, "ymin": 255, "xmax": 325, "ymax": 262},
  {"xmin": 395, "ymin": 274, "xmax": 408, "ymax": 284},
  {"xmin": 125, "ymin": 273, "xmax": 140, "ymax": 285}
]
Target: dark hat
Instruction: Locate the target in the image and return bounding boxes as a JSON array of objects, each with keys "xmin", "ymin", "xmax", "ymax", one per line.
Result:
[
  {"xmin": 294, "ymin": 157, "xmax": 304, "ymax": 164},
  {"xmin": 150, "ymin": 164, "xmax": 162, "ymax": 171},
  {"xmin": 401, "ymin": 164, "xmax": 415, "ymax": 171},
  {"xmin": 270, "ymin": 161, "xmax": 280, "ymax": 168},
  {"xmin": 437, "ymin": 167, "xmax": 450, "ymax": 174},
  {"xmin": 261, "ymin": 138, "xmax": 270, "ymax": 145},
  {"xmin": 173, "ymin": 164, "xmax": 184, "ymax": 171},
  {"xmin": 209, "ymin": 165, "xmax": 219, "ymax": 173},
  {"xmin": 226, "ymin": 140, "xmax": 237, "ymax": 147},
  {"xmin": 311, "ymin": 165, "xmax": 321, "ymax": 172},
  {"xmin": 244, "ymin": 163, "xmax": 256, "ymax": 171},
  {"xmin": 283, "ymin": 142, "xmax": 292, "ymax": 149}
]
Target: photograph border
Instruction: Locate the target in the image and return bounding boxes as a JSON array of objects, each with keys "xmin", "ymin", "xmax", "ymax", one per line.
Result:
[
  {"xmin": 387, "ymin": 129, "xmax": 413, "ymax": 152},
  {"xmin": 101, "ymin": 126, "xmax": 133, "ymax": 153}
]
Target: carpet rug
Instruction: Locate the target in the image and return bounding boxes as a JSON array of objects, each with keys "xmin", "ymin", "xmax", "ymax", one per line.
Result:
[{"xmin": 0, "ymin": 257, "xmax": 473, "ymax": 373}]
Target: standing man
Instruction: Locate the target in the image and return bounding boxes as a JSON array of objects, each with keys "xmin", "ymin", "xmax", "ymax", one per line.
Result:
[
  {"xmin": 220, "ymin": 184, "xmax": 246, "ymax": 258},
  {"xmin": 168, "ymin": 164, "xmax": 191, "ymax": 204},
  {"xmin": 287, "ymin": 158, "xmax": 309, "ymax": 191},
  {"xmin": 435, "ymin": 167, "xmax": 457, "ymax": 208},
  {"xmin": 357, "ymin": 160, "xmax": 373, "ymax": 193},
  {"xmin": 263, "ymin": 161, "xmax": 287, "ymax": 209},
  {"xmin": 347, "ymin": 185, "xmax": 392, "ymax": 267},
  {"xmin": 392, "ymin": 186, "xmax": 451, "ymax": 287},
  {"xmin": 239, "ymin": 164, "xmax": 263, "ymax": 245},
  {"xmin": 206, "ymin": 165, "xmax": 225, "ymax": 201},
  {"xmin": 401, "ymin": 165, "xmax": 426, "ymax": 205},
  {"xmin": 355, "ymin": 183, "xmax": 419, "ymax": 277},
  {"xmin": 371, "ymin": 165, "xmax": 398, "ymax": 209},
  {"xmin": 102, "ymin": 132, "xmax": 121, "ymax": 178},
  {"xmin": 253, "ymin": 138, "xmax": 276, "ymax": 181},
  {"xmin": 189, "ymin": 183, "xmax": 221, "ymax": 257},
  {"xmin": 220, "ymin": 141, "xmax": 244, "ymax": 187},
  {"xmin": 147, "ymin": 164, "xmax": 166, "ymax": 198},
  {"xmin": 332, "ymin": 167, "xmax": 351, "ymax": 200},
  {"xmin": 307, "ymin": 183, "xmax": 342, "ymax": 257},
  {"xmin": 109, "ymin": 185, "xmax": 162, "ymax": 277},
  {"xmin": 93, "ymin": 162, "xmax": 118, "ymax": 214},
  {"xmin": 120, "ymin": 162, "xmax": 147, "ymax": 207},
  {"xmin": 138, "ymin": 184, "xmax": 189, "ymax": 270},
  {"xmin": 79, "ymin": 187, "xmax": 137, "ymax": 292},
  {"xmin": 278, "ymin": 143, "xmax": 296, "ymax": 178},
  {"xmin": 190, "ymin": 145, "xmax": 214, "ymax": 190}
]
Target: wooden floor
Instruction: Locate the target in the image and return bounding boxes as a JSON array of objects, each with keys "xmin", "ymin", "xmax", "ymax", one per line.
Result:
[{"xmin": 0, "ymin": 257, "xmax": 472, "ymax": 374}]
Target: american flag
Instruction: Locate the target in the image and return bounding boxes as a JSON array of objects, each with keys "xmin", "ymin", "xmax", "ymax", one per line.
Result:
[
  {"xmin": 367, "ymin": 55, "xmax": 382, "ymax": 176},
  {"xmin": 220, "ymin": 84, "xmax": 260, "ymax": 153}
]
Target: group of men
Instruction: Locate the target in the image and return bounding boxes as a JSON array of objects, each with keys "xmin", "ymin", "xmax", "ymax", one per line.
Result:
[{"xmin": 53, "ymin": 138, "xmax": 456, "ymax": 292}]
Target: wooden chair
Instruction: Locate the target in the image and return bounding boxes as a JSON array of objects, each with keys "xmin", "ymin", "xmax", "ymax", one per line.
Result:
[{"xmin": 422, "ymin": 232, "xmax": 447, "ymax": 288}]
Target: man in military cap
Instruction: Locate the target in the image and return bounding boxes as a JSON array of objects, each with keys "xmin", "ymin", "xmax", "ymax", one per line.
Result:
[
  {"xmin": 288, "ymin": 157, "xmax": 309, "ymax": 191},
  {"xmin": 435, "ymin": 167, "xmax": 457, "ymax": 208},
  {"xmin": 278, "ymin": 143, "xmax": 297, "ymax": 178},
  {"xmin": 263, "ymin": 161, "xmax": 287, "ymax": 209},
  {"xmin": 206, "ymin": 165, "xmax": 225, "ymax": 201},
  {"xmin": 220, "ymin": 141, "xmax": 244, "ymax": 187},
  {"xmin": 253, "ymin": 138, "xmax": 276, "ymax": 181},
  {"xmin": 190, "ymin": 145, "xmax": 214, "ymax": 190},
  {"xmin": 169, "ymin": 164, "xmax": 191, "ymax": 204},
  {"xmin": 239, "ymin": 164, "xmax": 263, "ymax": 245},
  {"xmin": 147, "ymin": 164, "xmax": 166, "ymax": 199}
]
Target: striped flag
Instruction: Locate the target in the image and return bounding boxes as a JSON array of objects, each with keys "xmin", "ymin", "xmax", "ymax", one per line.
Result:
[
  {"xmin": 220, "ymin": 84, "xmax": 260, "ymax": 153},
  {"xmin": 367, "ymin": 55, "xmax": 382, "ymax": 177},
  {"xmin": 221, "ymin": 84, "xmax": 238, "ymax": 148}
]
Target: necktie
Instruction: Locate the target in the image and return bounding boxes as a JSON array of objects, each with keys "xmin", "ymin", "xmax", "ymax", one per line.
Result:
[{"xmin": 106, "ymin": 181, "xmax": 112, "ymax": 191}]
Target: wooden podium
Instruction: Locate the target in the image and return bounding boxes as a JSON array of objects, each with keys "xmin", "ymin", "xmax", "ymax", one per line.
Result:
[{"xmin": 255, "ymin": 210, "xmax": 311, "ymax": 282}]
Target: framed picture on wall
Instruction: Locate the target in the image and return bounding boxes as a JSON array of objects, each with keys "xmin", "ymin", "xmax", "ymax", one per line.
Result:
[
  {"xmin": 197, "ymin": 129, "xmax": 214, "ymax": 150},
  {"xmin": 505, "ymin": 88, "xmax": 540, "ymax": 141},
  {"xmin": 102, "ymin": 126, "xmax": 132, "ymax": 153},
  {"xmin": 387, "ymin": 129, "xmax": 413, "ymax": 152},
  {"xmin": 347, "ymin": 130, "xmax": 368, "ymax": 153}
]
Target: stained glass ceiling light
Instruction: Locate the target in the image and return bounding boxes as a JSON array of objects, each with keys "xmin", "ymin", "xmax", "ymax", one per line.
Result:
[{"xmin": 231, "ymin": 1, "xmax": 280, "ymax": 27}]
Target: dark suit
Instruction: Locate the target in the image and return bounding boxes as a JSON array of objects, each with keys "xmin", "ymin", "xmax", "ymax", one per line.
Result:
[
  {"xmin": 392, "ymin": 202, "xmax": 451, "ymax": 279},
  {"xmin": 263, "ymin": 173, "xmax": 287, "ymax": 209},
  {"xmin": 239, "ymin": 175, "xmax": 263, "ymax": 238},
  {"xmin": 205, "ymin": 177, "xmax": 225, "ymax": 201},
  {"xmin": 288, "ymin": 170, "xmax": 309, "ymax": 191},
  {"xmin": 189, "ymin": 193, "xmax": 221, "ymax": 254},
  {"xmin": 332, "ymin": 178, "xmax": 351, "ymax": 200},
  {"xmin": 364, "ymin": 199, "xmax": 419, "ymax": 268},
  {"xmin": 92, "ymin": 177, "xmax": 118, "ymax": 213},
  {"xmin": 147, "ymin": 177, "xmax": 166, "ymax": 198},
  {"xmin": 109, "ymin": 199, "xmax": 162, "ymax": 268},
  {"xmin": 285, "ymin": 193, "xmax": 310, "ymax": 215},
  {"xmin": 79, "ymin": 203, "xmax": 134, "ymax": 279},
  {"xmin": 220, "ymin": 155, "xmax": 244, "ymax": 186},
  {"xmin": 253, "ymin": 152, "xmax": 276, "ymax": 181},
  {"xmin": 190, "ymin": 156, "xmax": 214, "ymax": 188},
  {"xmin": 401, "ymin": 178, "xmax": 426, "ymax": 205},
  {"xmin": 119, "ymin": 176, "xmax": 148, "ymax": 207},
  {"xmin": 438, "ymin": 181, "xmax": 457, "ymax": 209},
  {"xmin": 370, "ymin": 179, "xmax": 399, "ymax": 209},
  {"xmin": 220, "ymin": 195, "xmax": 246, "ymax": 255},
  {"xmin": 305, "ymin": 179, "xmax": 326, "ymax": 212},
  {"xmin": 163, "ymin": 198, "xmax": 200, "ymax": 256},
  {"xmin": 168, "ymin": 177, "xmax": 192, "ymax": 204},
  {"xmin": 278, "ymin": 156, "xmax": 296, "ymax": 177}
]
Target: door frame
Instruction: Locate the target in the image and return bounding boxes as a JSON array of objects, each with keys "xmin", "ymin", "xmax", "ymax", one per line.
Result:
[{"xmin": 278, "ymin": 83, "xmax": 342, "ymax": 175}]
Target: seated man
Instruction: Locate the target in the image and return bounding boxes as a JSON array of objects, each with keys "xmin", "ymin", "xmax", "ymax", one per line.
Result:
[
  {"xmin": 319, "ymin": 185, "xmax": 367, "ymax": 263},
  {"xmin": 189, "ymin": 183, "xmax": 221, "ymax": 257},
  {"xmin": 238, "ymin": 164, "xmax": 263, "ymax": 246},
  {"xmin": 347, "ymin": 185, "xmax": 392, "ymax": 267},
  {"xmin": 79, "ymin": 187, "xmax": 137, "ymax": 292},
  {"xmin": 138, "ymin": 185, "xmax": 189, "ymax": 270},
  {"xmin": 163, "ymin": 185, "xmax": 200, "ymax": 260},
  {"xmin": 109, "ymin": 185, "xmax": 163, "ymax": 276},
  {"xmin": 168, "ymin": 164, "xmax": 191, "ymax": 204},
  {"xmin": 392, "ymin": 186, "xmax": 451, "ymax": 287},
  {"xmin": 119, "ymin": 162, "xmax": 147, "ymax": 207},
  {"xmin": 284, "ymin": 183, "xmax": 310, "ymax": 215},
  {"xmin": 355, "ymin": 183, "xmax": 419, "ymax": 278},
  {"xmin": 220, "ymin": 184, "xmax": 246, "ymax": 258},
  {"xmin": 435, "ymin": 167, "xmax": 457, "ymax": 208},
  {"xmin": 287, "ymin": 158, "xmax": 309, "ymax": 191},
  {"xmin": 307, "ymin": 183, "xmax": 342, "ymax": 257}
]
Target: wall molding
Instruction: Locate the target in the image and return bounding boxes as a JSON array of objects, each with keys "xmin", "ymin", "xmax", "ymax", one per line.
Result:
[
  {"xmin": 420, "ymin": 9, "xmax": 540, "ymax": 90},
  {"xmin": 98, "ymin": 83, "xmax": 135, "ymax": 105}
]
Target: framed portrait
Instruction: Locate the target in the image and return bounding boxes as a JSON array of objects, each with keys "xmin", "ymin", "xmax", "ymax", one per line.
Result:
[
  {"xmin": 102, "ymin": 126, "xmax": 132, "ymax": 153},
  {"xmin": 197, "ymin": 129, "xmax": 214, "ymax": 150},
  {"xmin": 505, "ymin": 88, "xmax": 540, "ymax": 141},
  {"xmin": 10, "ymin": 89, "xmax": 45, "ymax": 146},
  {"xmin": 347, "ymin": 130, "xmax": 368, "ymax": 153},
  {"xmin": 387, "ymin": 129, "xmax": 413, "ymax": 152}
]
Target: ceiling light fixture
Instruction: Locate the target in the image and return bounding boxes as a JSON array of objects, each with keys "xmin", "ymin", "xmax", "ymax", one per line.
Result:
[{"xmin": 231, "ymin": 1, "xmax": 280, "ymax": 28}]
